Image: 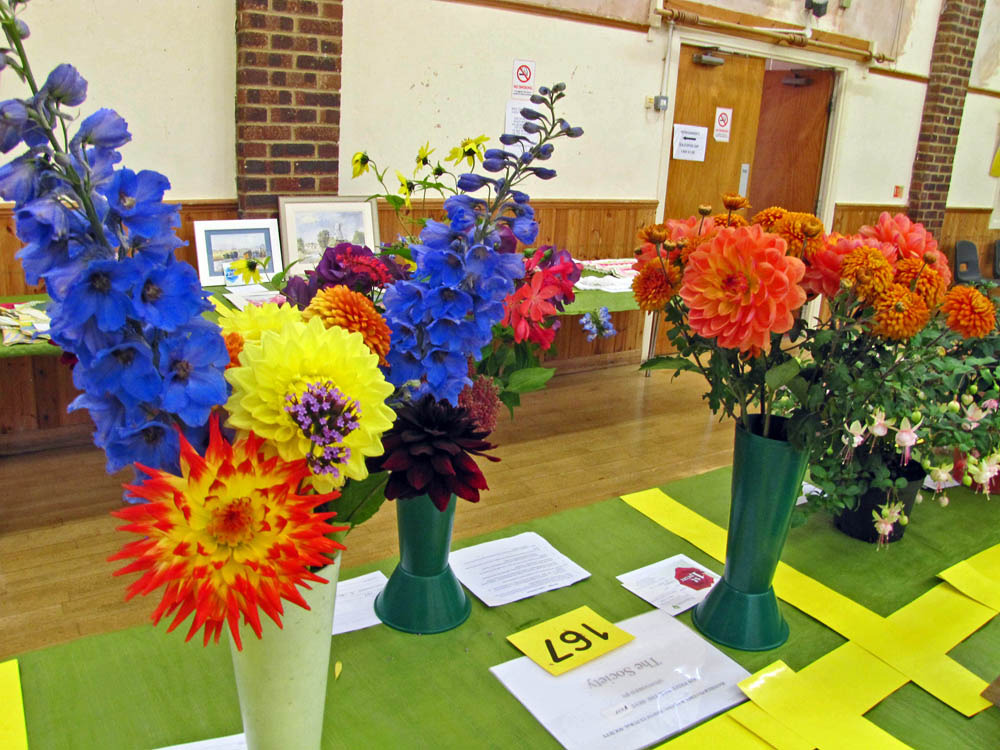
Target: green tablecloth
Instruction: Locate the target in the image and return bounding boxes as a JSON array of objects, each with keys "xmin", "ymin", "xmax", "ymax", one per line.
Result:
[{"xmin": 14, "ymin": 470, "xmax": 1000, "ymax": 748}]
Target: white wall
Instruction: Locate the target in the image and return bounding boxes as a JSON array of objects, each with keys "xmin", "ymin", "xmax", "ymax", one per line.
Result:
[
  {"xmin": 340, "ymin": 0, "xmax": 666, "ymax": 200},
  {"xmin": 948, "ymin": 92, "xmax": 1000, "ymax": 208},
  {"xmin": 0, "ymin": 0, "xmax": 235, "ymax": 200}
]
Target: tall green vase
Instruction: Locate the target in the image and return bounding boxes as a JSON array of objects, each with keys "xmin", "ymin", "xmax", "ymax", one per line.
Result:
[
  {"xmin": 374, "ymin": 494, "xmax": 471, "ymax": 634},
  {"xmin": 229, "ymin": 553, "xmax": 340, "ymax": 750},
  {"xmin": 692, "ymin": 415, "xmax": 807, "ymax": 651}
]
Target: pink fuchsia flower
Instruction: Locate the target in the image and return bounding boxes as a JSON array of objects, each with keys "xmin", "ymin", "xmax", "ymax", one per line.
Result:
[
  {"xmin": 868, "ymin": 410, "xmax": 893, "ymax": 437},
  {"xmin": 983, "ymin": 399, "xmax": 999, "ymax": 412},
  {"xmin": 894, "ymin": 417, "xmax": 920, "ymax": 463},
  {"xmin": 872, "ymin": 500, "xmax": 907, "ymax": 548},
  {"xmin": 967, "ymin": 453, "xmax": 1000, "ymax": 492},
  {"xmin": 963, "ymin": 404, "xmax": 987, "ymax": 430}
]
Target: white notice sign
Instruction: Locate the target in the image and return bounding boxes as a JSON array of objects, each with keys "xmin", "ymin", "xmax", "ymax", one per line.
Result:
[
  {"xmin": 672, "ymin": 124, "xmax": 708, "ymax": 162},
  {"xmin": 714, "ymin": 107, "xmax": 732, "ymax": 142},
  {"xmin": 491, "ymin": 609, "xmax": 749, "ymax": 750},
  {"xmin": 154, "ymin": 733, "xmax": 246, "ymax": 750},
  {"xmin": 505, "ymin": 99, "xmax": 541, "ymax": 149},
  {"xmin": 512, "ymin": 59, "xmax": 536, "ymax": 99},
  {"xmin": 332, "ymin": 570, "xmax": 388, "ymax": 635},
  {"xmin": 450, "ymin": 531, "xmax": 590, "ymax": 607},
  {"xmin": 616, "ymin": 554, "xmax": 719, "ymax": 614}
]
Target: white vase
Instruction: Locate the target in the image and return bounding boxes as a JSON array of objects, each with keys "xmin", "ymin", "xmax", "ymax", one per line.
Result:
[{"xmin": 228, "ymin": 555, "xmax": 340, "ymax": 750}]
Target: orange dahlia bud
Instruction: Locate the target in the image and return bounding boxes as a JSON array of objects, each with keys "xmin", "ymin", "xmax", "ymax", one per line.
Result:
[
  {"xmin": 722, "ymin": 192, "xmax": 750, "ymax": 211},
  {"xmin": 679, "ymin": 225, "xmax": 807, "ymax": 353},
  {"xmin": 697, "ymin": 204, "xmax": 713, "ymax": 217},
  {"xmin": 941, "ymin": 285, "xmax": 997, "ymax": 339},
  {"xmin": 870, "ymin": 284, "xmax": 930, "ymax": 340},
  {"xmin": 638, "ymin": 223, "xmax": 671, "ymax": 244},
  {"xmin": 631, "ymin": 259, "xmax": 681, "ymax": 312},
  {"xmin": 303, "ymin": 285, "xmax": 392, "ymax": 365}
]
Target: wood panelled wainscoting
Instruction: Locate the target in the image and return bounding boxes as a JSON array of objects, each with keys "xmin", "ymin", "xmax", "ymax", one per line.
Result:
[{"xmin": 0, "ymin": 198, "xmax": 655, "ymax": 450}]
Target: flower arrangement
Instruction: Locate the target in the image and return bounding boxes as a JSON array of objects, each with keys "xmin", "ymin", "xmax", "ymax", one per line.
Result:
[{"xmin": 636, "ymin": 197, "xmax": 999, "ymax": 539}]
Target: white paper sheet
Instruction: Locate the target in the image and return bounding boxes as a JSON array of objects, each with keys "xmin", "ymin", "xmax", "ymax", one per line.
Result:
[
  {"xmin": 222, "ymin": 284, "xmax": 281, "ymax": 310},
  {"xmin": 574, "ymin": 274, "xmax": 635, "ymax": 293},
  {"xmin": 491, "ymin": 609, "xmax": 749, "ymax": 750},
  {"xmin": 672, "ymin": 124, "xmax": 707, "ymax": 162},
  {"xmin": 616, "ymin": 554, "xmax": 719, "ymax": 615},
  {"xmin": 332, "ymin": 571, "xmax": 388, "ymax": 635},
  {"xmin": 449, "ymin": 531, "xmax": 590, "ymax": 607},
  {"xmin": 154, "ymin": 733, "xmax": 246, "ymax": 750}
]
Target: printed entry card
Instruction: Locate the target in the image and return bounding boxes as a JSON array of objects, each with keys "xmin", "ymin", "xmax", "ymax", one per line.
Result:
[
  {"xmin": 449, "ymin": 531, "xmax": 590, "ymax": 607},
  {"xmin": 491, "ymin": 609, "xmax": 749, "ymax": 750},
  {"xmin": 616, "ymin": 554, "xmax": 719, "ymax": 615}
]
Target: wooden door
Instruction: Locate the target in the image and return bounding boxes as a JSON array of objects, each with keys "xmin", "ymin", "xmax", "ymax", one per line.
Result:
[
  {"xmin": 749, "ymin": 69, "xmax": 835, "ymax": 214},
  {"xmin": 662, "ymin": 46, "xmax": 766, "ymax": 220}
]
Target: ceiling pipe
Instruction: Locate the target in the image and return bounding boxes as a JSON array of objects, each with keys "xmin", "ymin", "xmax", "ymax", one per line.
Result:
[{"xmin": 654, "ymin": 6, "xmax": 895, "ymax": 64}]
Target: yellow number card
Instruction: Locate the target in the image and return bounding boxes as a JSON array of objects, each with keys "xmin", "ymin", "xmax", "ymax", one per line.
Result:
[{"xmin": 507, "ymin": 605, "xmax": 633, "ymax": 676}]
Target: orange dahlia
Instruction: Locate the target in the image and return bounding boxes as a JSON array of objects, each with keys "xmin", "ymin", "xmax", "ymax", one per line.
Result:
[
  {"xmin": 679, "ymin": 225, "xmax": 807, "ymax": 352},
  {"xmin": 751, "ymin": 206, "xmax": 787, "ymax": 230},
  {"xmin": 722, "ymin": 193, "xmax": 750, "ymax": 211},
  {"xmin": 771, "ymin": 212, "xmax": 825, "ymax": 260},
  {"xmin": 109, "ymin": 416, "xmax": 346, "ymax": 649},
  {"xmin": 801, "ymin": 233, "xmax": 860, "ymax": 298},
  {"xmin": 840, "ymin": 245, "xmax": 894, "ymax": 303},
  {"xmin": 941, "ymin": 285, "xmax": 997, "ymax": 339},
  {"xmin": 224, "ymin": 331, "xmax": 245, "ymax": 369},
  {"xmin": 632, "ymin": 258, "xmax": 681, "ymax": 311},
  {"xmin": 667, "ymin": 215, "xmax": 716, "ymax": 244},
  {"xmin": 303, "ymin": 285, "xmax": 392, "ymax": 365},
  {"xmin": 870, "ymin": 284, "xmax": 930, "ymax": 340},
  {"xmin": 713, "ymin": 212, "xmax": 749, "ymax": 228},
  {"xmin": 638, "ymin": 223, "xmax": 671, "ymax": 244},
  {"xmin": 893, "ymin": 257, "xmax": 946, "ymax": 309},
  {"xmin": 859, "ymin": 212, "xmax": 951, "ymax": 286}
]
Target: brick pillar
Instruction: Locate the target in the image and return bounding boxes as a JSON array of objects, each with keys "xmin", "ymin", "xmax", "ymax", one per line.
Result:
[
  {"xmin": 907, "ymin": 0, "xmax": 985, "ymax": 236},
  {"xmin": 235, "ymin": 0, "xmax": 342, "ymax": 218}
]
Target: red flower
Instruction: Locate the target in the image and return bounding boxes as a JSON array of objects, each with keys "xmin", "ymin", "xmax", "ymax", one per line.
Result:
[
  {"xmin": 859, "ymin": 212, "xmax": 951, "ymax": 286},
  {"xmin": 502, "ymin": 270, "xmax": 561, "ymax": 350}
]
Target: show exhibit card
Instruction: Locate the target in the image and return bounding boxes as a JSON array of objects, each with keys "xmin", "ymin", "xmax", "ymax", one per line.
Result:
[
  {"xmin": 507, "ymin": 606, "xmax": 633, "ymax": 676},
  {"xmin": 0, "ymin": 659, "xmax": 28, "ymax": 750},
  {"xmin": 449, "ymin": 531, "xmax": 590, "ymax": 607},
  {"xmin": 331, "ymin": 570, "xmax": 388, "ymax": 635},
  {"xmin": 492, "ymin": 609, "xmax": 749, "ymax": 750},
  {"xmin": 154, "ymin": 734, "xmax": 246, "ymax": 750},
  {"xmin": 617, "ymin": 554, "xmax": 719, "ymax": 614},
  {"xmin": 739, "ymin": 662, "xmax": 912, "ymax": 749}
]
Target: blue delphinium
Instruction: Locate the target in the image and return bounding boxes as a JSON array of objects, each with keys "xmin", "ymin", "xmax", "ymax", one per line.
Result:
[
  {"xmin": 382, "ymin": 83, "xmax": 583, "ymax": 404},
  {"xmin": 0, "ymin": 3, "xmax": 228, "ymax": 478},
  {"xmin": 579, "ymin": 306, "xmax": 617, "ymax": 342}
]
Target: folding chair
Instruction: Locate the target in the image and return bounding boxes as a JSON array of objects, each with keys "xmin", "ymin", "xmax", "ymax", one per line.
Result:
[{"xmin": 954, "ymin": 240, "xmax": 982, "ymax": 283}]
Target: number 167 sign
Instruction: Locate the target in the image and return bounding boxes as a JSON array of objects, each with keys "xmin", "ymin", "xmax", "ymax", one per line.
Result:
[{"xmin": 507, "ymin": 606, "xmax": 634, "ymax": 676}]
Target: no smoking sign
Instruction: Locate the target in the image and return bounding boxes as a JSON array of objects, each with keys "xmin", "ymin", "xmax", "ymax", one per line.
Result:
[
  {"xmin": 512, "ymin": 58, "xmax": 536, "ymax": 99},
  {"xmin": 714, "ymin": 106, "xmax": 732, "ymax": 142}
]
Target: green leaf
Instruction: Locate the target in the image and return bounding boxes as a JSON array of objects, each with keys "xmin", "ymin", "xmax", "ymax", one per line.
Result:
[
  {"xmin": 765, "ymin": 359, "xmax": 801, "ymax": 391},
  {"xmin": 639, "ymin": 355, "xmax": 698, "ymax": 372},
  {"xmin": 384, "ymin": 194, "xmax": 405, "ymax": 210},
  {"xmin": 506, "ymin": 366, "xmax": 555, "ymax": 393},
  {"xmin": 329, "ymin": 472, "xmax": 389, "ymax": 528},
  {"xmin": 787, "ymin": 375, "xmax": 810, "ymax": 405},
  {"xmin": 499, "ymin": 389, "xmax": 521, "ymax": 417}
]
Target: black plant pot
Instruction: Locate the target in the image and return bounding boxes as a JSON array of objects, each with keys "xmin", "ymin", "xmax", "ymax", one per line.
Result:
[{"xmin": 834, "ymin": 462, "xmax": 925, "ymax": 544}]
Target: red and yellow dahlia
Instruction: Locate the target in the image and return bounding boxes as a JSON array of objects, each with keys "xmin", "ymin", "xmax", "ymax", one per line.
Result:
[
  {"xmin": 109, "ymin": 416, "xmax": 346, "ymax": 649},
  {"xmin": 303, "ymin": 284, "xmax": 392, "ymax": 366},
  {"xmin": 941, "ymin": 285, "xmax": 997, "ymax": 339},
  {"xmin": 679, "ymin": 225, "xmax": 806, "ymax": 353}
]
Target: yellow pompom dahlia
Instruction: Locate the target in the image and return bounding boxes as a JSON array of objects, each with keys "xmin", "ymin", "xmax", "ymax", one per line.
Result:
[
  {"xmin": 224, "ymin": 316, "xmax": 395, "ymax": 489},
  {"xmin": 216, "ymin": 300, "xmax": 302, "ymax": 344}
]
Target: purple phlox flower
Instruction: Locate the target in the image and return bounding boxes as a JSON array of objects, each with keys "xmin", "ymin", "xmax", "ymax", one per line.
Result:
[
  {"xmin": 60, "ymin": 257, "xmax": 140, "ymax": 332},
  {"xmin": 42, "ymin": 64, "xmax": 88, "ymax": 107},
  {"xmin": 0, "ymin": 99, "xmax": 28, "ymax": 152},
  {"xmin": 285, "ymin": 380, "xmax": 362, "ymax": 478},
  {"xmin": 133, "ymin": 257, "xmax": 208, "ymax": 331},
  {"xmin": 108, "ymin": 419, "xmax": 180, "ymax": 478},
  {"xmin": 102, "ymin": 168, "xmax": 177, "ymax": 238},
  {"xmin": 76, "ymin": 340, "xmax": 162, "ymax": 407},
  {"xmin": 158, "ymin": 323, "xmax": 229, "ymax": 427}
]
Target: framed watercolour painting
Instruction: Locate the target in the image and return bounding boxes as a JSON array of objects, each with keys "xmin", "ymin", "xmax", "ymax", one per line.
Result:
[
  {"xmin": 278, "ymin": 196, "xmax": 381, "ymax": 268},
  {"xmin": 193, "ymin": 219, "xmax": 283, "ymax": 286}
]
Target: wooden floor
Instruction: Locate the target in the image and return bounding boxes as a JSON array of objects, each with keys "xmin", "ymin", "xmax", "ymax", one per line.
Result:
[{"xmin": 0, "ymin": 366, "xmax": 734, "ymax": 659}]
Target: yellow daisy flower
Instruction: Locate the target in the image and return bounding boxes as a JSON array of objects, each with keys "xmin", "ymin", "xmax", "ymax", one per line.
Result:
[
  {"xmin": 396, "ymin": 171, "xmax": 413, "ymax": 208},
  {"xmin": 229, "ymin": 258, "xmax": 262, "ymax": 284},
  {"xmin": 224, "ymin": 316, "xmax": 395, "ymax": 490},
  {"xmin": 445, "ymin": 135, "xmax": 489, "ymax": 169},
  {"xmin": 414, "ymin": 141, "xmax": 434, "ymax": 174},
  {"xmin": 351, "ymin": 151, "xmax": 371, "ymax": 178}
]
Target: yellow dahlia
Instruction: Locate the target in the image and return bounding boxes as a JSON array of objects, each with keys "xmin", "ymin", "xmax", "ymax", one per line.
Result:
[
  {"xmin": 303, "ymin": 285, "xmax": 392, "ymax": 366},
  {"xmin": 893, "ymin": 257, "xmax": 946, "ymax": 309},
  {"xmin": 840, "ymin": 245, "xmax": 894, "ymax": 303},
  {"xmin": 870, "ymin": 284, "xmax": 930, "ymax": 340},
  {"xmin": 941, "ymin": 286, "xmax": 997, "ymax": 339},
  {"xmin": 224, "ymin": 316, "xmax": 395, "ymax": 490},
  {"xmin": 631, "ymin": 259, "xmax": 680, "ymax": 311},
  {"xmin": 110, "ymin": 416, "xmax": 345, "ymax": 649},
  {"xmin": 215, "ymin": 300, "xmax": 301, "ymax": 344},
  {"xmin": 751, "ymin": 206, "xmax": 787, "ymax": 230}
]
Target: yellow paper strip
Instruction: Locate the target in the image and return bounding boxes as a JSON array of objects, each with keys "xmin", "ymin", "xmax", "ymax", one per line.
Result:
[
  {"xmin": 656, "ymin": 713, "xmax": 773, "ymax": 749},
  {"xmin": 622, "ymin": 489, "xmax": 993, "ymax": 716},
  {"xmin": 740, "ymin": 661, "xmax": 913, "ymax": 749},
  {"xmin": 939, "ymin": 561, "xmax": 1000, "ymax": 612},
  {"xmin": 729, "ymin": 701, "xmax": 812, "ymax": 750},
  {"xmin": 0, "ymin": 659, "xmax": 29, "ymax": 750},
  {"xmin": 963, "ymin": 543, "xmax": 1000, "ymax": 577}
]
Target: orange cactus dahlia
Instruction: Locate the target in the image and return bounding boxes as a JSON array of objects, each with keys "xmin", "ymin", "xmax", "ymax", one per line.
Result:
[
  {"xmin": 109, "ymin": 416, "xmax": 346, "ymax": 649},
  {"xmin": 941, "ymin": 285, "xmax": 997, "ymax": 339},
  {"xmin": 303, "ymin": 285, "xmax": 392, "ymax": 366},
  {"xmin": 679, "ymin": 225, "xmax": 806, "ymax": 352},
  {"xmin": 870, "ymin": 284, "xmax": 930, "ymax": 340},
  {"xmin": 632, "ymin": 259, "xmax": 681, "ymax": 311}
]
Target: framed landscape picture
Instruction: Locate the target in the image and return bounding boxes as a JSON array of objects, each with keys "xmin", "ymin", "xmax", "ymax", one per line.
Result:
[
  {"xmin": 278, "ymin": 196, "xmax": 381, "ymax": 269},
  {"xmin": 193, "ymin": 219, "xmax": 283, "ymax": 286}
]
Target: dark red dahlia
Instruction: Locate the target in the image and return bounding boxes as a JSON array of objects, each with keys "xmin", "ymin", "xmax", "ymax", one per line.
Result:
[{"xmin": 367, "ymin": 395, "xmax": 499, "ymax": 511}]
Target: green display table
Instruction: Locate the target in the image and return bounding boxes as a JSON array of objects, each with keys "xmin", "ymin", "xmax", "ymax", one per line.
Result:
[{"xmin": 14, "ymin": 468, "xmax": 1000, "ymax": 748}]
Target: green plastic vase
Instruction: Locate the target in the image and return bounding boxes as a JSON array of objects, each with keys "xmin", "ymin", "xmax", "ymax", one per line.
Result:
[
  {"xmin": 692, "ymin": 416, "xmax": 807, "ymax": 651},
  {"xmin": 229, "ymin": 552, "xmax": 340, "ymax": 750},
  {"xmin": 375, "ymin": 494, "xmax": 471, "ymax": 634}
]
